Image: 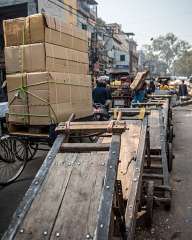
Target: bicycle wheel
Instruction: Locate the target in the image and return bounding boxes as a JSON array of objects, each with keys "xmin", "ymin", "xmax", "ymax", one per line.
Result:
[{"xmin": 0, "ymin": 136, "xmax": 27, "ymax": 185}]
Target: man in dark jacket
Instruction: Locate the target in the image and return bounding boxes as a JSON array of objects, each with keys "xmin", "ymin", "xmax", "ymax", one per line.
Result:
[
  {"xmin": 179, "ymin": 80, "xmax": 188, "ymax": 99},
  {"xmin": 92, "ymin": 81, "xmax": 108, "ymax": 105}
]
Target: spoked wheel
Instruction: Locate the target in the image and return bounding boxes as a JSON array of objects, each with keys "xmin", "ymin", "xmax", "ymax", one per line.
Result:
[
  {"xmin": 0, "ymin": 136, "xmax": 27, "ymax": 185},
  {"xmin": 27, "ymin": 142, "xmax": 38, "ymax": 161},
  {"xmin": 145, "ymin": 181, "xmax": 154, "ymax": 228}
]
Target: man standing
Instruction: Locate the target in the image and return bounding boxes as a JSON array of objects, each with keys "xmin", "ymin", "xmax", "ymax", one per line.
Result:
[{"xmin": 179, "ymin": 80, "xmax": 188, "ymax": 101}]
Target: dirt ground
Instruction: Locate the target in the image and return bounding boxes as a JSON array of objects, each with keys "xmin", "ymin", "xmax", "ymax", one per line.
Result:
[{"xmin": 136, "ymin": 106, "xmax": 192, "ymax": 240}]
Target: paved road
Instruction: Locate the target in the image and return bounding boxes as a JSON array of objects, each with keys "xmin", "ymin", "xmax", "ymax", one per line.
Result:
[
  {"xmin": 0, "ymin": 152, "xmax": 46, "ymax": 238},
  {"xmin": 136, "ymin": 106, "xmax": 192, "ymax": 240}
]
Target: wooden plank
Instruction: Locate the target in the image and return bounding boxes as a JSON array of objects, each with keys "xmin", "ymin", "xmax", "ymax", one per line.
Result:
[
  {"xmin": 56, "ymin": 121, "xmax": 126, "ymax": 133},
  {"xmin": 117, "ymin": 121, "xmax": 142, "ymax": 200},
  {"xmin": 14, "ymin": 153, "xmax": 79, "ymax": 240},
  {"xmin": 143, "ymin": 173, "xmax": 164, "ymax": 180},
  {"xmin": 149, "ymin": 110, "xmax": 161, "ymax": 150},
  {"xmin": 10, "ymin": 131, "xmax": 49, "ymax": 138},
  {"xmin": 50, "ymin": 152, "xmax": 109, "ymax": 240},
  {"xmin": 60, "ymin": 143, "xmax": 110, "ymax": 152},
  {"xmin": 96, "ymin": 135, "xmax": 121, "ymax": 240},
  {"xmin": 125, "ymin": 118, "xmax": 148, "ymax": 240}
]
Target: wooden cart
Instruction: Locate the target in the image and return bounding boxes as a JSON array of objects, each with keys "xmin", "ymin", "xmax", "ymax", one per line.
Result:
[
  {"xmin": 133, "ymin": 96, "xmax": 173, "ymax": 210},
  {"xmin": 3, "ymin": 110, "xmax": 153, "ymax": 240}
]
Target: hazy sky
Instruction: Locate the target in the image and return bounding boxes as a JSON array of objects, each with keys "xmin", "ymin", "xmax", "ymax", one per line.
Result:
[{"xmin": 96, "ymin": 0, "xmax": 192, "ymax": 48}]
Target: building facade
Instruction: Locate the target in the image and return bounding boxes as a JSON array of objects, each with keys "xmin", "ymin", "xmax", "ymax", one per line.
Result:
[{"xmin": 77, "ymin": 0, "xmax": 97, "ymax": 33}]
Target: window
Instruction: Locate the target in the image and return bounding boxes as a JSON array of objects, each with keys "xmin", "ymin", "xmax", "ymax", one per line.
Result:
[
  {"xmin": 82, "ymin": 24, "xmax": 87, "ymax": 30},
  {"xmin": 120, "ymin": 55, "xmax": 125, "ymax": 61}
]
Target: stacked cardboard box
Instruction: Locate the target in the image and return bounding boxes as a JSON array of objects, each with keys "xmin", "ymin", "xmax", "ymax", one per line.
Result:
[{"xmin": 4, "ymin": 14, "xmax": 92, "ymax": 126}]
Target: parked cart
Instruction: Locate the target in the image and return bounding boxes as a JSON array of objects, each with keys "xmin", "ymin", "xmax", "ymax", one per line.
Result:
[{"xmin": 3, "ymin": 109, "xmax": 155, "ymax": 240}]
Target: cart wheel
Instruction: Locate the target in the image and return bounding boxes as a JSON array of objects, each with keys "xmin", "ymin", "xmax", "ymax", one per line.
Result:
[
  {"xmin": 168, "ymin": 143, "xmax": 173, "ymax": 172},
  {"xmin": 0, "ymin": 136, "xmax": 27, "ymax": 185},
  {"xmin": 145, "ymin": 181, "xmax": 154, "ymax": 228},
  {"xmin": 27, "ymin": 142, "xmax": 38, "ymax": 161}
]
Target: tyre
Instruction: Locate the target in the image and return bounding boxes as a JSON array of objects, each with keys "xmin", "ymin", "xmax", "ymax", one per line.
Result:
[{"xmin": 0, "ymin": 136, "xmax": 27, "ymax": 185}]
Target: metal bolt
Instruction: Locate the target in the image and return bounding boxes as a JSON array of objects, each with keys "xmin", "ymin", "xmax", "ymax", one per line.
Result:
[
  {"xmin": 109, "ymin": 165, "xmax": 113, "ymax": 169},
  {"xmin": 48, "ymin": 156, "xmax": 52, "ymax": 159},
  {"xmin": 20, "ymin": 229, "xmax": 24, "ymax": 233},
  {"xmin": 106, "ymin": 185, "xmax": 110, "ymax": 189},
  {"xmin": 43, "ymin": 231, "xmax": 48, "ymax": 236},
  {"xmin": 56, "ymin": 232, "xmax": 60, "ymax": 237},
  {"xmin": 112, "ymin": 151, "xmax": 116, "ymax": 154},
  {"xmin": 100, "ymin": 224, "xmax": 104, "ymax": 228},
  {"xmin": 78, "ymin": 162, "xmax": 81, "ymax": 165},
  {"xmin": 68, "ymin": 163, "xmax": 71, "ymax": 166},
  {"xmin": 133, "ymin": 178, "xmax": 138, "ymax": 182},
  {"xmin": 35, "ymin": 181, "xmax": 39, "ymax": 185},
  {"xmin": 101, "ymin": 163, "xmax": 105, "ymax": 166},
  {"xmin": 86, "ymin": 233, "xmax": 91, "ymax": 239}
]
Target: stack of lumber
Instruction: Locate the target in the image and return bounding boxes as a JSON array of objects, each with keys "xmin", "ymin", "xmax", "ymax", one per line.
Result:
[{"xmin": 4, "ymin": 14, "xmax": 92, "ymax": 126}]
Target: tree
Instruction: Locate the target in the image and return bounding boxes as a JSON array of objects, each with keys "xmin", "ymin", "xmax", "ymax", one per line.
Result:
[
  {"xmin": 143, "ymin": 33, "xmax": 191, "ymax": 75},
  {"xmin": 174, "ymin": 51, "xmax": 192, "ymax": 77},
  {"xmin": 143, "ymin": 44, "xmax": 168, "ymax": 76}
]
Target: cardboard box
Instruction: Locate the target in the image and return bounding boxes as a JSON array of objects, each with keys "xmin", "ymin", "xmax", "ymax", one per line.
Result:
[
  {"xmin": 3, "ymin": 14, "xmax": 88, "ymax": 47},
  {"xmin": 5, "ymin": 43, "xmax": 89, "ymax": 74},
  {"xmin": 130, "ymin": 71, "xmax": 149, "ymax": 91},
  {"xmin": 46, "ymin": 57, "xmax": 89, "ymax": 75},
  {"xmin": 7, "ymin": 72, "xmax": 93, "ymax": 125}
]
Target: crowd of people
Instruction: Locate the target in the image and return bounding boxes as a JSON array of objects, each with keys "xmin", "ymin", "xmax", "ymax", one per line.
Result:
[{"xmin": 92, "ymin": 76, "xmax": 189, "ymax": 111}]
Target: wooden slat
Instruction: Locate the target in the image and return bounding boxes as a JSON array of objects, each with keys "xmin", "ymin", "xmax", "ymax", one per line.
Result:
[
  {"xmin": 143, "ymin": 173, "xmax": 164, "ymax": 180},
  {"xmin": 13, "ymin": 151, "xmax": 109, "ymax": 240},
  {"xmin": 117, "ymin": 120, "xmax": 142, "ymax": 200},
  {"xmin": 149, "ymin": 110, "xmax": 161, "ymax": 150},
  {"xmin": 56, "ymin": 121, "xmax": 126, "ymax": 133},
  {"xmin": 10, "ymin": 131, "xmax": 49, "ymax": 138},
  {"xmin": 125, "ymin": 118, "xmax": 148, "ymax": 240},
  {"xmin": 14, "ymin": 153, "xmax": 79, "ymax": 240},
  {"xmin": 60, "ymin": 143, "xmax": 110, "ymax": 152},
  {"xmin": 50, "ymin": 152, "xmax": 108, "ymax": 240}
]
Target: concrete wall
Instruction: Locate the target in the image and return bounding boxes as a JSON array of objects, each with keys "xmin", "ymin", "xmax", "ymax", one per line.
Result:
[
  {"xmin": 0, "ymin": 0, "xmax": 66, "ymax": 21},
  {"xmin": 0, "ymin": 0, "xmax": 37, "ymax": 15},
  {"xmin": 113, "ymin": 50, "xmax": 129, "ymax": 69},
  {"xmin": 38, "ymin": 0, "xmax": 65, "ymax": 21}
]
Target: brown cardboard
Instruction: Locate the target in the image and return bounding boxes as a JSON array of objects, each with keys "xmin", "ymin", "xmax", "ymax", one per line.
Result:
[
  {"xmin": 3, "ymin": 14, "xmax": 88, "ymax": 47},
  {"xmin": 5, "ymin": 43, "xmax": 89, "ymax": 74},
  {"xmin": 5, "ymin": 44, "xmax": 46, "ymax": 73},
  {"xmin": 9, "ymin": 105, "xmax": 29, "ymax": 125},
  {"xmin": 130, "ymin": 71, "xmax": 149, "ymax": 91},
  {"xmin": 45, "ymin": 43, "xmax": 89, "ymax": 64},
  {"xmin": 46, "ymin": 58, "xmax": 88, "ymax": 74},
  {"xmin": 7, "ymin": 72, "xmax": 93, "ymax": 125},
  {"xmin": 45, "ymin": 28, "xmax": 88, "ymax": 52},
  {"xmin": 3, "ymin": 18, "xmax": 26, "ymax": 47}
]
